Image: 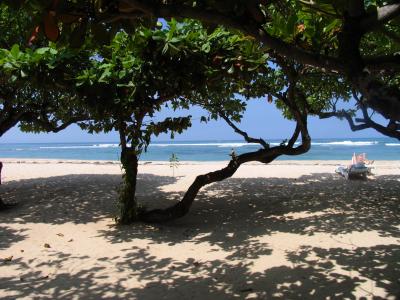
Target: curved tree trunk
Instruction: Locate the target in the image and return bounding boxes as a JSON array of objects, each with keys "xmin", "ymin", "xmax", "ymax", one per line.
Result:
[
  {"xmin": 139, "ymin": 159, "xmax": 242, "ymax": 222},
  {"xmin": 139, "ymin": 140, "xmax": 310, "ymax": 223}
]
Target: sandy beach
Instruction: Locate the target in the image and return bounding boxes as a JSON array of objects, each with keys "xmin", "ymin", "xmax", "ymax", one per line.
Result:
[{"xmin": 1, "ymin": 159, "xmax": 399, "ymax": 299}]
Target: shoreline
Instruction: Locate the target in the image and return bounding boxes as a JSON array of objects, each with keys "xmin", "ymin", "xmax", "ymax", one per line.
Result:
[{"xmin": 1, "ymin": 157, "xmax": 400, "ymax": 165}]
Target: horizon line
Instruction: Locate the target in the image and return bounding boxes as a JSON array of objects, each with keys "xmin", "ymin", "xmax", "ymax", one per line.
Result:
[{"xmin": 0, "ymin": 137, "xmax": 392, "ymax": 144}]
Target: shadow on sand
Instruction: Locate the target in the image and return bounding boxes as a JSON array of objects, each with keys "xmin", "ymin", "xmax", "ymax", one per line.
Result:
[{"xmin": 1, "ymin": 172, "xmax": 399, "ymax": 299}]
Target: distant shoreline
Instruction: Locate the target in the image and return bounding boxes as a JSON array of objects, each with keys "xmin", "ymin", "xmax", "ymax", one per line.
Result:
[{"xmin": 1, "ymin": 158, "xmax": 399, "ymax": 166}]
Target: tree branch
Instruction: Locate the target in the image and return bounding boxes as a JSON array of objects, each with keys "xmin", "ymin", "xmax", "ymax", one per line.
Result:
[
  {"xmin": 120, "ymin": 0, "xmax": 344, "ymax": 73},
  {"xmin": 32, "ymin": 116, "xmax": 86, "ymax": 133},
  {"xmin": 364, "ymin": 53, "xmax": 400, "ymax": 71},
  {"xmin": 218, "ymin": 112, "xmax": 269, "ymax": 149},
  {"xmin": 360, "ymin": 3, "xmax": 400, "ymax": 32},
  {"xmin": 319, "ymin": 109, "xmax": 400, "ymax": 140},
  {"xmin": 0, "ymin": 110, "xmax": 26, "ymax": 137},
  {"xmin": 287, "ymin": 123, "xmax": 300, "ymax": 147}
]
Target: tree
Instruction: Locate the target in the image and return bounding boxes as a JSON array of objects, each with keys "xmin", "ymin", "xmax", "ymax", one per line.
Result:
[
  {"xmin": 12, "ymin": 0, "xmax": 399, "ymax": 139},
  {"xmin": 73, "ymin": 20, "xmax": 349, "ymax": 223},
  {"xmin": 0, "ymin": 5, "xmax": 91, "ymax": 210},
  {"xmin": 73, "ymin": 21, "xmax": 272, "ymax": 223},
  {"xmin": 2, "ymin": 2, "xmax": 385, "ymax": 221},
  {"xmin": 1, "ymin": 2, "xmax": 351, "ymax": 220}
]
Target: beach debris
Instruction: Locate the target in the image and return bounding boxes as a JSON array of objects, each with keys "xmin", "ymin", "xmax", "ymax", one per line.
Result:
[
  {"xmin": 44, "ymin": 243, "xmax": 51, "ymax": 248},
  {"xmin": 68, "ymin": 239, "xmax": 73, "ymax": 242},
  {"xmin": 56, "ymin": 233, "xmax": 64, "ymax": 237},
  {"xmin": 3, "ymin": 255, "xmax": 13, "ymax": 262},
  {"xmin": 239, "ymin": 287, "xmax": 254, "ymax": 293},
  {"xmin": 20, "ymin": 249, "xmax": 24, "ymax": 253}
]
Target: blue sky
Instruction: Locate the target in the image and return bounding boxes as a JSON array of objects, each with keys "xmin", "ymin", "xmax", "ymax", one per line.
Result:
[{"xmin": 0, "ymin": 97, "xmax": 384, "ymax": 143}]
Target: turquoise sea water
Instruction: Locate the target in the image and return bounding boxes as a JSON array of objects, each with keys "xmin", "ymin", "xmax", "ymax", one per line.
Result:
[{"xmin": 0, "ymin": 138, "xmax": 399, "ymax": 161}]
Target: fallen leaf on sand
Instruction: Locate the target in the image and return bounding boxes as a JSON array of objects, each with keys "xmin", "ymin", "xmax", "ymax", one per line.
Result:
[
  {"xmin": 68, "ymin": 239, "xmax": 73, "ymax": 242},
  {"xmin": 56, "ymin": 233, "xmax": 64, "ymax": 237},
  {"xmin": 44, "ymin": 243, "xmax": 51, "ymax": 248},
  {"xmin": 3, "ymin": 256, "xmax": 13, "ymax": 262}
]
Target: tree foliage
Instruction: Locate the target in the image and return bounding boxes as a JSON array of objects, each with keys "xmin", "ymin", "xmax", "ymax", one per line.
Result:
[
  {"xmin": 10, "ymin": 0, "xmax": 399, "ymax": 138},
  {"xmin": 0, "ymin": 4, "xmax": 89, "ymax": 138}
]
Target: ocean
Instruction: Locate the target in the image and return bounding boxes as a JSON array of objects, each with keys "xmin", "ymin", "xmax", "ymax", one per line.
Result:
[
  {"xmin": 0, "ymin": 138, "xmax": 399, "ymax": 161},
  {"xmin": 0, "ymin": 138, "xmax": 400, "ymax": 161}
]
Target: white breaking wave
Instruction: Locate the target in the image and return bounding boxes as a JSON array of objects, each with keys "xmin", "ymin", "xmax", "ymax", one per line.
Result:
[
  {"xmin": 39, "ymin": 142, "xmax": 263, "ymax": 149},
  {"xmin": 312, "ymin": 141, "xmax": 378, "ymax": 146},
  {"xmin": 217, "ymin": 143, "xmax": 260, "ymax": 148},
  {"xmin": 40, "ymin": 144, "xmax": 119, "ymax": 149},
  {"xmin": 150, "ymin": 143, "xmax": 260, "ymax": 148},
  {"xmin": 93, "ymin": 144, "xmax": 119, "ymax": 148},
  {"xmin": 385, "ymin": 143, "xmax": 400, "ymax": 146},
  {"xmin": 37, "ymin": 140, "xmax": 381, "ymax": 150}
]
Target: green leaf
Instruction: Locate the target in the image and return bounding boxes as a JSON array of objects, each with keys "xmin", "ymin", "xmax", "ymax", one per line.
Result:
[
  {"xmin": 99, "ymin": 69, "xmax": 111, "ymax": 82},
  {"xmin": 162, "ymin": 43, "xmax": 169, "ymax": 54},
  {"xmin": 201, "ymin": 42, "xmax": 211, "ymax": 53},
  {"xmin": 10, "ymin": 44, "xmax": 20, "ymax": 58},
  {"xmin": 36, "ymin": 47, "xmax": 49, "ymax": 55},
  {"xmin": 323, "ymin": 19, "xmax": 341, "ymax": 34}
]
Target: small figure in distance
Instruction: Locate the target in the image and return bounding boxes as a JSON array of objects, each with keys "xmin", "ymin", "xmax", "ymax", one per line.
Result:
[{"xmin": 230, "ymin": 148, "xmax": 237, "ymax": 160}]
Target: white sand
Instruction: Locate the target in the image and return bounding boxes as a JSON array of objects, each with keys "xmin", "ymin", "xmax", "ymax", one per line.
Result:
[{"xmin": 1, "ymin": 159, "xmax": 399, "ymax": 299}]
